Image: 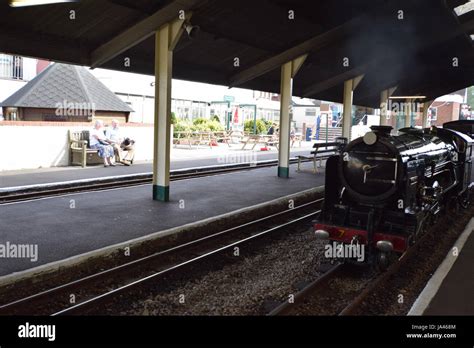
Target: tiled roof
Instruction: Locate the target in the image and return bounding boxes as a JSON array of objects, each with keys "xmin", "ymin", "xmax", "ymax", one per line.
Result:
[{"xmin": 1, "ymin": 63, "xmax": 133, "ymax": 113}]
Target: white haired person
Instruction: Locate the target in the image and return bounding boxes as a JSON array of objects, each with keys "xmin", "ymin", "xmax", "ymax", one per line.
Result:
[
  {"xmin": 89, "ymin": 120, "xmax": 116, "ymax": 167},
  {"xmin": 105, "ymin": 119, "xmax": 135, "ymax": 166}
]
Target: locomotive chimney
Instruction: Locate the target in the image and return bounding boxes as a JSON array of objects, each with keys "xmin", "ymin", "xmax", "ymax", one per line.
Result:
[{"xmin": 370, "ymin": 125, "xmax": 392, "ymax": 136}]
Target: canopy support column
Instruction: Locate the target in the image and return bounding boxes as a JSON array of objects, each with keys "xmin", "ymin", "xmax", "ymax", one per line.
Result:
[
  {"xmin": 422, "ymin": 100, "xmax": 433, "ymax": 128},
  {"xmin": 152, "ymin": 16, "xmax": 188, "ymax": 201},
  {"xmin": 342, "ymin": 75, "xmax": 364, "ymax": 140},
  {"xmin": 380, "ymin": 86, "xmax": 396, "ymax": 126},
  {"xmin": 278, "ymin": 54, "xmax": 307, "ymax": 178},
  {"xmin": 405, "ymin": 98, "xmax": 413, "ymax": 128}
]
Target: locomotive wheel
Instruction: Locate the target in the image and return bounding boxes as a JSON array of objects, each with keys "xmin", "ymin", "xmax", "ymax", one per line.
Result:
[
  {"xmin": 408, "ymin": 234, "xmax": 416, "ymax": 246},
  {"xmin": 376, "ymin": 251, "xmax": 390, "ymax": 271},
  {"xmin": 459, "ymin": 192, "xmax": 470, "ymax": 209},
  {"xmin": 446, "ymin": 196, "xmax": 460, "ymax": 215}
]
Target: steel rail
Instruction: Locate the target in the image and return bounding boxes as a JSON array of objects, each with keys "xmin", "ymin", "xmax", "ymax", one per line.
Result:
[{"xmin": 0, "ymin": 198, "xmax": 323, "ymax": 315}]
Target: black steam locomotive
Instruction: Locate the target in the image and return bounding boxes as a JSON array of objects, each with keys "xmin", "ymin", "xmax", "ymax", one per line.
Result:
[{"xmin": 314, "ymin": 121, "xmax": 474, "ymax": 269}]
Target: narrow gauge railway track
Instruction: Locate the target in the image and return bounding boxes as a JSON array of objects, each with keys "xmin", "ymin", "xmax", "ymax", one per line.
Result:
[
  {"xmin": 0, "ymin": 158, "xmax": 310, "ymax": 204},
  {"xmin": 267, "ymin": 262, "xmax": 373, "ymax": 316},
  {"xmin": 0, "ymin": 198, "xmax": 323, "ymax": 316},
  {"xmin": 268, "ymin": 229, "xmax": 432, "ymax": 316}
]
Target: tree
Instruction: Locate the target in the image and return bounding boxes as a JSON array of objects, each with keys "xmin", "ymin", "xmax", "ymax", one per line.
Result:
[{"xmin": 467, "ymin": 86, "xmax": 474, "ymax": 110}]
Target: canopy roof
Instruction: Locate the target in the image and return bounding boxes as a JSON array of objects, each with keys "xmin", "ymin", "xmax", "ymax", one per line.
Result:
[{"xmin": 0, "ymin": 0, "xmax": 473, "ymax": 107}]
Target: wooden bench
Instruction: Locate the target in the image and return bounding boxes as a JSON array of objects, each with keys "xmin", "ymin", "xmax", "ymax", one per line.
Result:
[
  {"xmin": 296, "ymin": 137, "xmax": 347, "ymax": 173},
  {"xmin": 212, "ymin": 131, "xmax": 231, "ymax": 147},
  {"xmin": 241, "ymin": 134, "xmax": 279, "ymax": 150},
  {"xmin": 69, "ymin": 130, "xmax": 102, "ymax": 167},
  {"xmin": 173, "ymin": 131, "xmax": 215, "ymax": 149}
]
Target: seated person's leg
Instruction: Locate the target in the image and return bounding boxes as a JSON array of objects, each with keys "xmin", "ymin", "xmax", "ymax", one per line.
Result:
[
  {"xmin": 95, "ymin": 144, "xmax": 110, "ymax": 166},
  {"xmin": 106, "ymin": 145, "xmax": 116, "ymax": 165},
  {"xmin": 113, "ymin": 144, "xmax": 122, "ymax": 162},
  {"xmin": 122, "ymin": 145, "xmax": 135, "ymax": 163}
]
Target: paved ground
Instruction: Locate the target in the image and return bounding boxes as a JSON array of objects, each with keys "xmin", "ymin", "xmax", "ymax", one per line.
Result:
[
  {"xmin": 0, "ymin": 161, "xmax": 323, "ymax": 276},
  {"xmin": 0, "ymin": 148, "xmax": 310, "ymax": 188},
  {"xmin": 423, "ymin": 229, "xmax": 474, "ymax": 315}
]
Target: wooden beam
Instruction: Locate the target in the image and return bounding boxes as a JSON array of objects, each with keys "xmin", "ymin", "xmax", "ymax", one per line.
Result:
[
  {"xmin": 90, "ymin": 0, "xmax": 203, "ymax": 68},
  {"xmin": 228, "ymin": 16, "xmax": 365, "ymax": 88},
  {"xmin": 352, "ymin": 74, "xmax": 365, "ymax": 90},
  {"xmin": 446, "ymin": 0, "xmax": 470, "ymax": 9},
  {"xmin": 302, "ymin": 65, "xmax": 367, "ymax": 97}
]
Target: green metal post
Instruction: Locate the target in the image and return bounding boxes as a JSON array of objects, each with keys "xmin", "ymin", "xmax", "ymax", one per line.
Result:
[{"xmin": 325, "ymin": 113, "xmax": 329, "ymax": 143}]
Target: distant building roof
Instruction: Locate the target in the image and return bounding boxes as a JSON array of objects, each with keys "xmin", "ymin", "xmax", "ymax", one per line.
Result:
[
  {"xmin": 1, "ymin": 63, "xmax": 133, "ymax": 113},
  {"xmin": 292, "ymin": 97, "xmax": 321, "ymax": 107}
]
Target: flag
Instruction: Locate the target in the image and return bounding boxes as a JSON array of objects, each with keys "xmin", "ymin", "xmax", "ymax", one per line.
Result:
[{"xmin": 233, "ymin": 107, "xmax": 239, "ymax": 124}]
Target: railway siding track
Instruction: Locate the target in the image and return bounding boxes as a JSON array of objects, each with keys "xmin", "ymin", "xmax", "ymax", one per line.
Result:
[
  {"xmin": 268, "ymin": 262, "xmax": 374, "ymax": 316},
  {"xmin": 0, "ymin": 158, "xmax": 310, "ymax": 204},
  {"xmin": 0, "ymin": 198, "xmax": 323, "ymax": 316},
  {"xmin": 267, "ymin": 237, "xmax": 428, "ymax": 316}
]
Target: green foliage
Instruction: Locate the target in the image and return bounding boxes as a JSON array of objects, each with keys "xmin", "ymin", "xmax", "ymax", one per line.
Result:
[
  {"xmin": 170, "ymin": 112, "xmax": 177, "ymax": 125},
  {"xmin": 193, "ymin": 117, "xmax": 207, "ymax": 125},
  {"xmin": 204, "ymin": 120, "xmax": 224, "ymax": 132},
  {"xmin": 173, "ymin": 117, "xmax": 224, "ymax": 137},
  {"xmin": 244, "ymin": 119, "xmax": 268, "ymax": 134},
  {"xmin": 173, "ymin": 120, "xmax": 192, "ymax": 133},
  {"xmin": 261, "ymin": 118, "xmax": 272, "ymax": 129},
  {"xmin": 210, "ymin": 114, "xmax": 221, "ymax": 123},
  {"xmin": 467, "ymin": 86, "xmax": 474, "ymax": 110}
]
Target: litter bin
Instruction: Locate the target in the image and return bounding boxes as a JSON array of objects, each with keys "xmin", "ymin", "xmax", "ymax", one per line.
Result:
[{"xmin": 305, "ymin": 128, "xmax": 313, "ymax": 141}]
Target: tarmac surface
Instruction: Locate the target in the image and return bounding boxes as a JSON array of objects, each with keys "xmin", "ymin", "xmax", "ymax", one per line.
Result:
[
  {"xmin": 0, "ymin": 149, "xmax": 309, "ymax": 188},
  {"xmin": 0, "ymin": 161, "xmax": 323, "ymax": 276}
]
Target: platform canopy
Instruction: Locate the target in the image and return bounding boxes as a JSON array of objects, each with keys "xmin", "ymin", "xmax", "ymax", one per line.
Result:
[{"xmin": 0, "ymin": 0, "xmax": 473, "ymax": 107}]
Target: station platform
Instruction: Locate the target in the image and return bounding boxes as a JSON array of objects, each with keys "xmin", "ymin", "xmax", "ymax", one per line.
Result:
[
  {"xmin": 0, "ymin": 149, "xmax": 309, "ymax": 189},
  {"xmin": 0, "ymin": 160, "xmax": 323, "ymax": 278},
  {"xmin": 409, "ymin": 218, "xmax": 474, "ymax": 315}
]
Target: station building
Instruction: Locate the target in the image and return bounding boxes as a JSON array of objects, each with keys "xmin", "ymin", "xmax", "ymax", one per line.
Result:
[{"xmin": 1, "ymin": 62, "xmax": 133, "ymax": 122}]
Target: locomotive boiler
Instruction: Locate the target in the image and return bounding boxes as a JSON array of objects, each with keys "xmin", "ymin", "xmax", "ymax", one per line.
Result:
[{"xmin": 314, "ymin": 121, "xmax": 474, "ymax": 269}]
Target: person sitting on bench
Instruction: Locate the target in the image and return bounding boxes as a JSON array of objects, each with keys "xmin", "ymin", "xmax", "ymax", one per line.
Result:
[
  {"xmin": 105, "ymin": 119, "xmax": 135, "ymax": 166},
  {"xmin": 89, "ymin": 119, "xmax": 116, "ymax": 167}
]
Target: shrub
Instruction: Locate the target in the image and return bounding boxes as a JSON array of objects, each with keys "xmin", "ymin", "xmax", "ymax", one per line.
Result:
[
  {"xmin": 206, "ymin": 120, "xmax": 224, "ymax": 132},
  {"xmin": 244, "ymin": 119, "xmax": 268, "ymax": 134},
  {"xmin": 173, "ymin": 120, "xmax": 192, "ymax": 135},
  {"xmin": 173, "ymin": 118, "xmax": 224, "ymax": 137},
  {"xmin": 170, "ymin": 112, "xmax": 177, "ymax": 125},
  {"xmin": 193, "ymin": 117, "xmax": 207, "ymax": 125}
]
